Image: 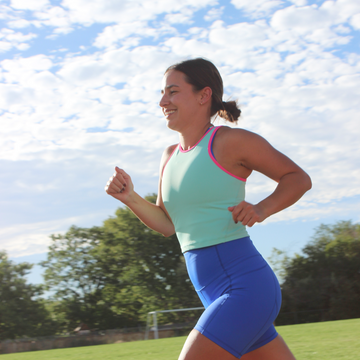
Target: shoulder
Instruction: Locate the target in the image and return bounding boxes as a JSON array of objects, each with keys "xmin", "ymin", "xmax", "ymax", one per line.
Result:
[
  {"xmin": 159, "ymin": 144, "xmax": 178, "ymax": 174},
  {"xmin": 163, "ymin": 144, "xmax": 178, "ymax": 157},
  {"xmin": 161, "ymin": 144, "xmax": 178, "ymax": 163},
  {"xmin": 215, "ymin": 126, "xmax": 266, "ymax": 151},
  {"xmin": 213, "ymin": 126, "xmax": 277, "ymax": 172},
  {"xmin": 216, "ymin": 126, "xmax": 262, "ymax": 141}
]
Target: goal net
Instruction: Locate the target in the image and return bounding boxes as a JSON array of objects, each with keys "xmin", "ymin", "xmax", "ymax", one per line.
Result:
[{"xmin": 145, "ymin": 307, "xmax": 204, "ymax": 340}]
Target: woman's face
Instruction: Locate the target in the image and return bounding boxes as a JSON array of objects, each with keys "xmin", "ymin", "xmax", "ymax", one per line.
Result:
[{"xmin": 159, "ymin": 70, "xmax": 202, "ymax": 131}]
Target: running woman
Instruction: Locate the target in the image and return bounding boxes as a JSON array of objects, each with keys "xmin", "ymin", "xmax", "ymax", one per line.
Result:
[{"xmin": 105, "ymin": 58, "xmax": 311, "ymax": 360}]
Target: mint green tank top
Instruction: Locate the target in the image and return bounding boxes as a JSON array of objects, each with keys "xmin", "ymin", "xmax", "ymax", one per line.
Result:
[{"xmin": 161, "ymin": 126, "xmax": 249, "ymax": 253}]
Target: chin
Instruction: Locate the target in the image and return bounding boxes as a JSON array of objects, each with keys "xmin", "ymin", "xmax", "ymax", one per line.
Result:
[{"xmin": 166, "ymin": 119, "xmax": 178, "ymax": 131}]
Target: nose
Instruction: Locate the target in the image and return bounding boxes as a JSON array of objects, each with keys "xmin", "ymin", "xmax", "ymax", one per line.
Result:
[{"xmin": 159, "ymin": 93, "xmax": 169, "ymax": 108}]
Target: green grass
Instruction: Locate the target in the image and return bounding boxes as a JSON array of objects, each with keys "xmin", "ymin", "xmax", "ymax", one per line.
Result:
[
  {"xmin": 278, "ymin": 318, "xmax": 360, "ymax": 360},
  {"xmin": 1, "ymin": 318, "xmax": 359, "ymax": 359}
]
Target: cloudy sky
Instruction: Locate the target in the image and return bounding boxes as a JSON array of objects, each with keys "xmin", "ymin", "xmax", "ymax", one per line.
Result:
[{"xmin": 1, "ymin": 0, "xmax": 359, "ymax": 283}]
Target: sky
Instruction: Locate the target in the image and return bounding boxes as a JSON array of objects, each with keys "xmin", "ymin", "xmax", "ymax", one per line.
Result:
[{"xmin": 1, "ymin": 0, "xmax": 359, "ymax": 284}]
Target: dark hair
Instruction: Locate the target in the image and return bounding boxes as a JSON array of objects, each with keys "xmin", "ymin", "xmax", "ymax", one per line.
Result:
[{"xmin": 165, "ymin": 58, "xmax": 241, "ymax": 123}]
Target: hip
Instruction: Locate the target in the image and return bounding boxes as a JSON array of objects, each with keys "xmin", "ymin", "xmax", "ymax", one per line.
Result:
[{"xmin": 184, "ymin": 237, "xmax": 279, "ymax": 305}]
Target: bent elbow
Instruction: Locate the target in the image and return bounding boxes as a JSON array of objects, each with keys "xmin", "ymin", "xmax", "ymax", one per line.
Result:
[
  {"xmin": 303, "ymin": 172, "xmax": 312, "ymax": 192},
  {"xmin": 162, "ymin": 229, "xmax": 176, "ymax": 238}
]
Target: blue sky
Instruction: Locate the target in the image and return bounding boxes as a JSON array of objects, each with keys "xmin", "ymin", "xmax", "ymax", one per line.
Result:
[{"xmin": 1, "ymin": 0, "xmax": 360, "ymax": 284}]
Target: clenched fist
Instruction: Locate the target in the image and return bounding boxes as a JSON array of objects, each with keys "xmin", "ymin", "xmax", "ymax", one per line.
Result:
[{"xmin": 105, "ymin": 167, "xmax": 134, "ymax": 202}]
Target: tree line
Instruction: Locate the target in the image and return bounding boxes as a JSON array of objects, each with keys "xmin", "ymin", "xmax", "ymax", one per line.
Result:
[
  {"xmin": 274, "ymin": 220, "xmax": 360, "ymax": 324},
  {"xmin": 1, "ymin": 195, "xmax": 359, "ymax": 340}
]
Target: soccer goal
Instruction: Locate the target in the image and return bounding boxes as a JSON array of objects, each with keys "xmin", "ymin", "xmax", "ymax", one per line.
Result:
[{"xmin": 145, "ymin": 307, "xmax": 204, "ymax": 340}]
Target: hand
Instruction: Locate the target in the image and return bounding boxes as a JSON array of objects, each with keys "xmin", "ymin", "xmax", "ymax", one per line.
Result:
[
  {"xmin": 228, "ymin": 201, "xmax": 266, "ymax": 227},
  {"xmin": 105, "ymin": 167, "xmax": 134, "ymax": 202}
]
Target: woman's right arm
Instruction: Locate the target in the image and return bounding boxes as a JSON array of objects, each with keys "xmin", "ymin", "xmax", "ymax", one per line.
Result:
[{"xmin": 104, "ymin": 146, "xmax": 176, "ymax": 237}]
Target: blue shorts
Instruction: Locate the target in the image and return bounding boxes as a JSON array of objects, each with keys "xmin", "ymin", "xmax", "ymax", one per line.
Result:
[{"xmin": 184, "ymin": 237, "xmax": 281, "ymax": 358}]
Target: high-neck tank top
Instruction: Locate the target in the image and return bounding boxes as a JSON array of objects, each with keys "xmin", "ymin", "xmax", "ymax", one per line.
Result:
[{"xmin": 161, "ymin": 126, "xmax": 249, "ymax": 253}]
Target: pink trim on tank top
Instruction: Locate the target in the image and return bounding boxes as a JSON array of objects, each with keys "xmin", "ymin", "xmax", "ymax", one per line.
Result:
[
  {"xmin": 208, "ymin": 127, "xmax": 247, "ymax": 182},
  {"xmin": 179, "ymin": 127, "xmax": 214, "ymax": 153}
]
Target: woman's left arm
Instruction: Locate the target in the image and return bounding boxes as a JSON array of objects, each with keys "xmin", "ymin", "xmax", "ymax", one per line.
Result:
[{"xmin": 226, "ymin": 129, "xmax": 312, "ymax": 227}]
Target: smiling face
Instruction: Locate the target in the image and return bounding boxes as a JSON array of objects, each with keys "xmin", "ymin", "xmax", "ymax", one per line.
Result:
[{"xmin": 159, "ymin": 70, "xmax": 203, "ymax": 131}]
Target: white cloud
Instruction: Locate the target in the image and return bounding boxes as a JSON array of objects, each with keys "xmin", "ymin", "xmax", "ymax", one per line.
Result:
[
  {"xmin": 271, "ymin": 1, "xmax": 360, "ymax": 36},
  {"xmin": 8, "ymin": 18, "xmax": 31, "ymax": 28},
  {"xmin": 334, "ymin": 24, "xmax": 351, "ymax": 34},
  {"xmin": 32, "ymin": 5, "xmax": 73, "ymax": 34},
  {"xmin": 164, "ymin": 8, "xmax": 195, "ymax": 25},
  {"xmin": 93, "ymin": 22, "xmax": 176, "ymax": 49},
  {"xmin": 11, "ymin": 0, "xmax": 50, "ymax": 11},
  {"xmin": 204, "ymin": 6, "xmax": 224, "ymax": 21},
  {"xmin": 289, "ymin": 0, "xmax": 307, "ymax": 5},
  {"xmin": 0, "ymin": 214, "xmax": 101, "ymax": 257},
  {"xmin": 263, "ymin": 198, "xmax": 360, "ymax": 224},
  {"xmin": 0, "ymin": 41, "xmax": 13, "ymax": 52},
  {"xmin": 0, "ymin": 3, "xmax": 21, "ymax": 22},
  {"xmin": 272, "ymin": 5, "xmax": 328, "ymax": 33},
  {"xmin": 6, "ymin": 0, "xmax": 219, "ymax": 39},
  {"xmin": 231, "ymin": 0, "xmax": 283, "ymax": 18},
  {"xmin": 0, "ymin": 47, "xmax": 180, "ymax": 165},
  {"xmin": 0, "ymin": 28, "xmax": 37, "ymax": 52},
  {"xmin": 2, "ymin": 53, "xmax": 53, "ymax": 73},
  {"xmin": 350, "ymin": 13, "xmax": 360, "ymax": 30},
  {"xmin": 60, "ymin": 0, "xmax": 217, "ymax": 26}
]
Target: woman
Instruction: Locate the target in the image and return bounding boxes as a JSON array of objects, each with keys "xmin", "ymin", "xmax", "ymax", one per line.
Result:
[{"xmin": 105, "ymin": 58, "xmax": 311, "ymax": 360}]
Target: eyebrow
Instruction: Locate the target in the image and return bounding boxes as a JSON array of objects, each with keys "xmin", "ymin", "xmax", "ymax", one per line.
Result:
[{"xmin": 161, "ymin": 84, "xmax": 179, "ymax": 94}]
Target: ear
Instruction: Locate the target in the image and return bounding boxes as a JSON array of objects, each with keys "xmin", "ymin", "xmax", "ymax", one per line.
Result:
[{"xmin": 199, "ymin": 86, "xmax": 212, "ymax": 105}]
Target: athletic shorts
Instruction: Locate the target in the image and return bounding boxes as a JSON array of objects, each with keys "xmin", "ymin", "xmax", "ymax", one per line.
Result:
[{"xmin": 184, "ymin": 237, "xmax": 281, "ymax": 358}]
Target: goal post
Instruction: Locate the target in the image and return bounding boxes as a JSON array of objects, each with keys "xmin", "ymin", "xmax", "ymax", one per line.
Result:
[{"xmin": 145, "ymin": 307, "xmax": 204, "ymax": 340}]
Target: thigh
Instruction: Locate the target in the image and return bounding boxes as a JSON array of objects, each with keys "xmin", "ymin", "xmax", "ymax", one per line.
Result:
[
  {"xmin": 195, "ymin": 264, "xmax": 281, "ymax": 357},
  {"xmin": 179, "ymin": 329, "xmax": 238, "ymax": 360},
  {"xmin": 242, "ymin": 335, "xmax": 296, "ymax": 360},
  {"xmin": 179, "ymin": 331, "xmax": 296, "ymax": 360}
]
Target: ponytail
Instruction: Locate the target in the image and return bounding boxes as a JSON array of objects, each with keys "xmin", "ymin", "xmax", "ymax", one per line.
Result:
[{"xmin": 215, "ymin": 100, "xmax": 241, "ymax": 123}]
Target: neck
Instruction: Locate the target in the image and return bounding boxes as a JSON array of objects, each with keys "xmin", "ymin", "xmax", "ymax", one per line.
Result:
[{"xmin": 179, "ymin": 122, "xmax": 213, "ymax": 150}]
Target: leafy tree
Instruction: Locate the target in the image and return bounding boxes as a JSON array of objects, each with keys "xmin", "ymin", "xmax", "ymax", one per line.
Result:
[
  {"xmin": 272, "ymin": 221, "xmax": 360, "ymax": 324},
  {"xmin": 41, "ymin": 226, "xmax": 126, "ymax": 332},
  {"xmin": 41, "ymin": 195, "xmax": 200, "ymax": 332},
  {"xmin": 0, "ymin": 251, "xmax": 57, "ymax": 340}
]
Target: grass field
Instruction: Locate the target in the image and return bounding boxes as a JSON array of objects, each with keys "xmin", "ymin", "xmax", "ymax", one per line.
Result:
[{"xmin": 1, "ymin": 318, "xmax": 359, "ymax": 359}]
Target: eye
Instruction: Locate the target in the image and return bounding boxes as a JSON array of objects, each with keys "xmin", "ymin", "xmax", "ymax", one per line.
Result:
[{"xmin": 170, "ymin": 90, "xmax": 177, "ymax": 95}]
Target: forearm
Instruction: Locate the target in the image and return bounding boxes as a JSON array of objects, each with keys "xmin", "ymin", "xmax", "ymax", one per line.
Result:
[
  {"xmin": 123, "ymin": 191, "xmax": 175, "ymax": 237},
  {"xmin": 257, "ymin": 171, "xmax": 312, "ymax": 219}
]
